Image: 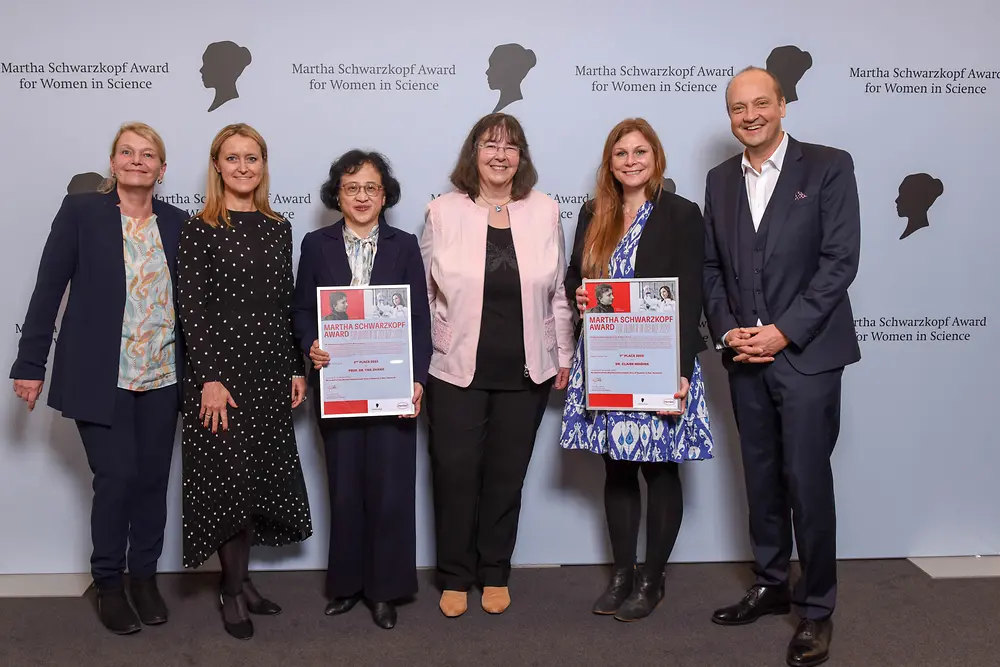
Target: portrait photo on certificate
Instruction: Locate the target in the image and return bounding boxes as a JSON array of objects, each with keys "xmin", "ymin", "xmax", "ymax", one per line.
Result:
[
  {"xmin": 316, "ymin": 284, "xmax": 415, "ymax": 418},
  {"xmin": 582, "ymin": 277, "xmax": 681, "ymax": 412}
]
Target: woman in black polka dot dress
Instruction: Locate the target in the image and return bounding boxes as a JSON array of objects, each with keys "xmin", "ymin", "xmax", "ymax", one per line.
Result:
[{"xmin": 177, "ymin": 123, "xmax": 312, "ymax": 640}]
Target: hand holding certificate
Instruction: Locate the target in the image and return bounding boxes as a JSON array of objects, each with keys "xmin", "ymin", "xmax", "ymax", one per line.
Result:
[
  {"xmin": 581, "ymin": 277, "xmax": 682, "ymax": 413},
  {"xmin": 315, "ymin": 285, "xmax": 417, "ymax": 418}
]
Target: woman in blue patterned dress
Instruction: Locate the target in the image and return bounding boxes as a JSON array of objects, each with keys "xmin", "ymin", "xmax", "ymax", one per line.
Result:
[{"xmin": 561, "ymin": 118, "xmax": 714, "ymax": 622}]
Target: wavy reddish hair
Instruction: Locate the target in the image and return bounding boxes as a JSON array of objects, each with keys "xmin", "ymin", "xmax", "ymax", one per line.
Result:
[{"xmin": 582, "ymin": 118, "xmax": 667, "ymax": 278}]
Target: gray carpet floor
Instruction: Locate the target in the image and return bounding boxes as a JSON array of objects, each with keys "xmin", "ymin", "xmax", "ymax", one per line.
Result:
[{"xmin": 0, "ymin": 560, "xmax": 995, "ymax": 667}]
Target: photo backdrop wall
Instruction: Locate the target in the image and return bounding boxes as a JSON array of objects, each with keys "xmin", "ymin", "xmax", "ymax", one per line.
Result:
[{"xmin": 1, "ymin": 0, "xmax": 997, "ymax": 576}]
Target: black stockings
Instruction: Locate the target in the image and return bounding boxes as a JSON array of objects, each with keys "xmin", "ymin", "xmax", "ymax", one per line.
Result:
[{"xmin": 603, "ymin": 457, "xmax": 683, "ymax": 573}]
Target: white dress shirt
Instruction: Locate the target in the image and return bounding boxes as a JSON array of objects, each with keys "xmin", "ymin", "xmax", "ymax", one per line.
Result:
[
  {"xmin": 742, "ymin": 131, "xmax": 789, "ymax": 231},
  {"xmin": 721, "ymin": 131, "xmax": 789, "ymax": 345}
]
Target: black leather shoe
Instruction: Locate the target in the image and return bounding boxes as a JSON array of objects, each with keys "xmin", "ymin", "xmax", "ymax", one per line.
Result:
[
  {"xmin": 370, "ymin": 601, "xmax": 397, "ymax": 630},
  {"xmin": 243, "ymin": 579, "xmax": 281, "ymax": 616},
  {"xmin": 324, "ymin": 594, "xmax": 362, "ymax": 616},
  {"xmin": 97, "ymin": 588, "xmax": 142, "ymax": 635},
  {"xmin": 129, "ymin": 577, "xmax": 168, "ymax": 625},
  {"xmin": 592, "ymin": 566, "xmax": 635, "ymax": 615},
  {"xmin": 787, "ymin": 618, "xmax": 833, "ymax": 667},
  {"xmin": 614, "ymin": 566, "xmax": 664, "ymax": 622},
  {"xmin": 711, "ymin": 585, "xmax": 790, "ymax": 626},
  {"xmin": 219, "ymin": 591, "xmax": 253, "ymax": 640}
]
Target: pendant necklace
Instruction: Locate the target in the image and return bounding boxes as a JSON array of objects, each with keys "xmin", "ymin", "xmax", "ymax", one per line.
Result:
[{"xmin": 480, "ymin": 194, "xmax": 511, "ymax": 212}]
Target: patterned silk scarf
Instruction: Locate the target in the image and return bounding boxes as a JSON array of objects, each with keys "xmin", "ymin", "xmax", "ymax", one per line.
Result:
[{"xmin": 343, "ymin": 223, "xmax": 379, "ymax": 286}]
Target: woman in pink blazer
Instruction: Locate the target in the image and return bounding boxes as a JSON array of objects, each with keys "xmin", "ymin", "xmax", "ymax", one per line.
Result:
[{"xmin": 420, "ymin": 112, "xmax": 574, "ymax": 618}]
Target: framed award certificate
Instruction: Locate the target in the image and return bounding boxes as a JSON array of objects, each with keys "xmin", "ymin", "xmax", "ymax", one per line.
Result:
[
  {"xmin": 316, "ymin": 284, "xmax": 415, "ymax": 418},
  {"xmin": 582, "ymin": 277, "xmax": 681, "ymax": 412}
]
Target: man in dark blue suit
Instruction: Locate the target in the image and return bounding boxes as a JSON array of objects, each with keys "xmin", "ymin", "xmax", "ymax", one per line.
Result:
[{"xmin": 702, "ymin": 67, "xmax": 861, "ymax": 667}]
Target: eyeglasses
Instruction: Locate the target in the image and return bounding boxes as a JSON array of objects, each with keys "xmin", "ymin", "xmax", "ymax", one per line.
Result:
[
  {"xmin": 341, "ymin": 182, "xmax": 384, "ymax": 197},
  {"xmin": 479, "ymin": 142, "xmax": 520, "ymax": 158}
]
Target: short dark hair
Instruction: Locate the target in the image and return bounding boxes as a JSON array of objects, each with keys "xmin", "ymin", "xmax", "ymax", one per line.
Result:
[
  {"xmin": 726, "ymin": 66, "xmax": 785, "ymax": 105},
  {"xmin": 596, "ymin": 283, "xmax": 613, "ymax": 299},
  {"xmin": 449, "ymin": 113, "xmax": 538, "ymax": 201},
  {"xmin": 329, "ymin": 291, "xmax": 347, "ymax": 306},
  {"xmin": 320, "ymin": 149, "xmax": 401, "ymax": 212}
]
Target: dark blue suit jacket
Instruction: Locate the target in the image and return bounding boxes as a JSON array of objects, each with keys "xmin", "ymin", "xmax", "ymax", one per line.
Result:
[
  {"xmin": 291, "ymin": 218, "xmax": 432, "ymax": 387},
  {"xmin": 10, "ymin": 191, "xmax": 188, "ymax": 425},
  {"xmin": 702, "ymin": 136, "xmax": 862, "ymax": 374}
]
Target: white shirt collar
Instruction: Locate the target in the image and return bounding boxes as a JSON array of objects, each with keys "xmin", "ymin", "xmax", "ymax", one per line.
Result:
[{"xmin": 741, "ymin": 131, "xmax": 789, "ymax": 175}]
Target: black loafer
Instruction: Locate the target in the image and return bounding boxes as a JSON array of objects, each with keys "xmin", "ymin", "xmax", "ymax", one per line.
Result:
[
  {"xmin": 129, "ymin": 577, "xmax": 168, "ymax": 625},
  {"xmin": 97, "ymin": 588, "xmax": 141, "ymax": 635},
  {"xmin": 324, "ymin": 594, "xmax": 362, "ymax": 616},
  {"xmin": 370, "ymin": 601, "xmax": 397, "ymax": 630},
  {"xmin": 711, "ymin": 585, "xmax": 791, "ymax": 626}
]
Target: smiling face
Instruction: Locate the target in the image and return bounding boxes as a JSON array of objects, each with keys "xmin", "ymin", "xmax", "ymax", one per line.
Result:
[
  {"xmin": 609, "ymin": 130, "xmax": 653, "ymax": 191},
  {"xmin": 727, "ymin": 69, "xmax": 786, "ymax": 153},
  {"xmin": 110, "ymin": 131, "xmax": 165, "ymax": 189},
  {"xmin": 214, "ymin": 134, "xmax": 263, "ymax": 199},
  {"xmin": 340, "ymin": 162, "xmax": 385, "ymax": 228},
  {"xmin": 476, "ymin": 128, "xmax": 520, "ymax": 193}
]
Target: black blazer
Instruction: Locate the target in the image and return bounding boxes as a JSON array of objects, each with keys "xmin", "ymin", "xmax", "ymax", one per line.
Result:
[
  {"xmin": 10, "ymin": 191, "xmax": 188, "ymax": 426},
  {"xmin": 291, "ymin": 218, "xmax": 432, "ymax": 387},
  {"xmin": 566, "ymin": 190, "xmax": 707, "ymax": 380},
  {"xmin": 702, "ymin": 136, "xmax": 862, "ymax": 374}
]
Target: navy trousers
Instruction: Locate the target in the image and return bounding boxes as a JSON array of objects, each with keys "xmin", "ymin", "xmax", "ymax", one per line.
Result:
[
  {"xmin": 728, "ymin": 353, "xmax": 844, "ymax": 620},
  {"xmin": 321, "ymin": 417, "xmax": 418, "ymax": 603},
  {"xmin": 76, "ymin": 386, "xmax": 179, "ymax": 589}
]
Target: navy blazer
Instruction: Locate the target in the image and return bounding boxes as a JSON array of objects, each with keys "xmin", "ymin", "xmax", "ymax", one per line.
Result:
[
  {"xmin": 702, "ymin": 136, "xmax": 862, "ymax": 374},
  {"xmin": 10, "ymin": 191, "xmax": 188, "ymax": 426},
  {"xmin": 291, "ymin": 218, "xmax": 432, "ymax": 386}
]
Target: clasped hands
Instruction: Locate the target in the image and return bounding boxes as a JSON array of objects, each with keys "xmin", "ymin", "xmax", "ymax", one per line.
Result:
[
  {"xmin": 200, "ymin": 377, "xmax": 306, "ymax": 433},
  {"xmin": 575, "ymin": 285, "xmax": 688, "ymax": 416},
  {"xmin": 725, "ymin": 324, "xmax": 789, "ymax": 363}
]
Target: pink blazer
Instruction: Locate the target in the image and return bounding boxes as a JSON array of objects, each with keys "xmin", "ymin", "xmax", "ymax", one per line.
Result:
[{"xmin": 420, "ymin": 189, "xmax": 575, "ymax": 388}]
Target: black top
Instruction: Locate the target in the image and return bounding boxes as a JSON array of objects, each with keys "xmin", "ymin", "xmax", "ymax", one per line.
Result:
[
  {"xmin": 565, "ymin": 190, "xmax": 707, "ymax": 380},
  {"xmin": 470, "ymin": 225, "xmax": 529, "ymax": 390}
]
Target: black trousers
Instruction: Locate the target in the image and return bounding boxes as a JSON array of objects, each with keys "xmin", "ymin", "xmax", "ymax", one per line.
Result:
[
  {"xmin": 425, "ymin": 376, "xmax": 551, "ymax": 591},
  {"xmin": 321, "ymin": 417, "xmax": 417, "ymax": 603},
  {"xmin": 76, "ymin": 386, "xmax": 179, "ymax": 589},
  {"xmin": 728, "ymin": 353, "xmax": 844, "ymax": 620}
]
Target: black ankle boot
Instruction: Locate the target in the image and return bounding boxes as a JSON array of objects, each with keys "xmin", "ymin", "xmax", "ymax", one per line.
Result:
[
  {"xmin": 614, "ymin": 566, "xmax": 665, "ymax": 622},
  {"xmin": 97, "ymin": 587, "xmax": 141, "ymax": 635},
  {"xmin": 592, "ymin": 566, "xmax": 635, "ymax": 615}
]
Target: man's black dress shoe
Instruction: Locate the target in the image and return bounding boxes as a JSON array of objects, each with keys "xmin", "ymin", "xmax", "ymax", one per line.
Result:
[
  {"xmin": 97, "ymin": 588, "xmax": 142, "ymax": 635},
  {"xmin": 129, "ymin": 577, "xmax": 168, "ymax": 625},
  {"xmin": 711, "ymin": 585, "xmax": 791, "ymax": 625},
  {"xmin": 614, "ymin": 567, "xmax": 664, "ymax": 622},
  {"xmin": 243, "ymin": 579, "xmax": 282, "ymax": 615},
  {"xmin": 592, "ymin": 566, "xmax": 634, "ymax": 615},
  {"xmin": 324, "ymin": 594, "xmax": 362, "ymax": 616},
  {"xmin": 787, "ymin": 618, "xmax": 832, "ymax": 667},
  {"xmin": 370, "ymin": 601, "xmax": 397, "ymax": 630}
]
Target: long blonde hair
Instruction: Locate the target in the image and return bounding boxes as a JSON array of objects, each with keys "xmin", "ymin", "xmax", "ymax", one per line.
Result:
[
  {"xmin": 198, "ymin": 123, "xmax": 283, "ymax": 228},
  {"xmin": 97, "ymin": 122, "xmax": 167, "ymax": 194},
  {"xmin": 582, "ymin": 118, "xmax": 667, "ymax": 279}
]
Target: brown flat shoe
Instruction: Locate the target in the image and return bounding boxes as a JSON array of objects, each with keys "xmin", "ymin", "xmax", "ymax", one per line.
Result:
[
  {"xmin": 439, "ymin": 590, "xmax": 468, "ymax": 618},
  {"xmin": 481, "ymin": 586, "xmax": 510, "ymax": 614}
]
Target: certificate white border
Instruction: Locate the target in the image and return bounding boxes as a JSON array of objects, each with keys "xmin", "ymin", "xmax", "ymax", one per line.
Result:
[
  {"xmin": 316, "ymin": 284, "xmax": 415, "ymax": 419},
  {"xmin": 582, "ymin": 277, "xmax": 682, "ymax": 412}
]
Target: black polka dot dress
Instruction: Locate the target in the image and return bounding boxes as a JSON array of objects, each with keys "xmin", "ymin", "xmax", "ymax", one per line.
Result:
[{"xmin": 177, "ymin": 210, "xmax": 312, "ymax": 569}]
